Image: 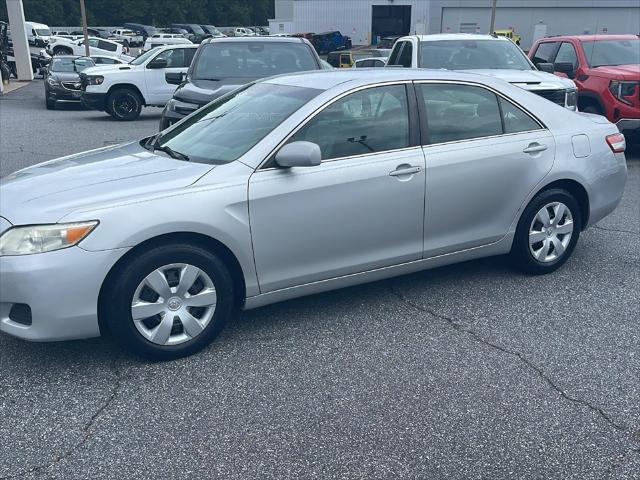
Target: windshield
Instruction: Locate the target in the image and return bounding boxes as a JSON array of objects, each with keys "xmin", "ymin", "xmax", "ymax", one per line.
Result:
[
  {"xmin": 582, "ymin": 39, "xmax": 640, "ymax": 67},
  {"xmin": 36, "ymin": 28, "xmax": 51, "ymax": 36},
  {"xmin": 187, "ymin": 24, "xmax": 205, "ymax": 35},
  {"xmin": 420, "ymin": 40, "xmax": 533, "ymax": 70},
  {"xmin": 157, "ymin": 82, "xmax": 321, "ymax": 165},
  {"xmin": 203, "ymin": 25, "xmax": 222, "ymax": 35},
  {"xmin": 130, "ymin": 47, "xmax": 160, "ymax": 65},
  {"xmin": 192, "ymin": 42, "xmax": 318, "ymax": 79},
  {"xmin": 51, "ymin": 57, "xmax": 94, "ymax": 72}
]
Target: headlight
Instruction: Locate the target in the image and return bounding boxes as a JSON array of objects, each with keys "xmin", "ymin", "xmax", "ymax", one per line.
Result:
[
  {"xmin": 565, "ymin": 89, "xmax": 578, "ymax": 110},
  {"xmin": 609, "ymin": 80, "xmax": 639, "ymax": 106},
  {"xmin": 47, "ymin": 77, "xmax": 60, "ymax": 86},
  {"xmin": 86, "ymin": 75, "xmax": 104, "ymax": 85},
  {"xmin": 0, "ymin": 221, "xmax": 98, "ymax": 256}
]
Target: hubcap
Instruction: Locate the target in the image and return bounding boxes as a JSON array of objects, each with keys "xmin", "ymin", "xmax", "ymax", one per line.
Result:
[
  {"xmin": 130, "ymin": 263, "xmax": 217, "ymax": 346},
  {"xmin": 529, "ymin": 202, "xmax": 574, "ymax": 263}
]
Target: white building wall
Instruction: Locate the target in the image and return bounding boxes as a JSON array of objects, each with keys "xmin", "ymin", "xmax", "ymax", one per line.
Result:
[{"xmin": 291, "ymin": 0, "xmax": 431, "ymax": 45}]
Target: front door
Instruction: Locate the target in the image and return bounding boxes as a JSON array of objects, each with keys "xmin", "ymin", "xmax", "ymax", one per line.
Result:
[
  {"xmin": 145, "ymin": 48, "xmax": 194, "ymax": 105},
  {"xmin": 248, "ymin": 84, "xmax": 426, "ymax": 293},
  {"xmin": 415, "ymin": 82, "xmax": 555, "ymax": 257}
]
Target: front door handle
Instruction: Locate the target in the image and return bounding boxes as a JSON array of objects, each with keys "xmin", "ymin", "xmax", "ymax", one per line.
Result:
[
  {"xmin": 389, "ymin": 165, "xmax": 422, "ymax": 177},
  {"xmin": 523, "ymin": 143, "xmax": 548, "ymax": 154}
]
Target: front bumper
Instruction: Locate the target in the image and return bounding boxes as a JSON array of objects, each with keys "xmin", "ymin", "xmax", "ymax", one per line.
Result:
[
  {"xmin": 48, "ymin": 85, "xmax": 82, "ymax": 102},
  {"xmin": 80, "ymin": 91, "xmax": 107, "ymax": 111},
  {"xmin": 0, "ymin": 246, "xmax": 129, "ymax": 341},
  {"xmin": 159, "ymin": 106, "xmax": 187, "ymax": 131}
]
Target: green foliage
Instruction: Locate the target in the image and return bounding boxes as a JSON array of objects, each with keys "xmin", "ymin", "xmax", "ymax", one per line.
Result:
[{"xmin": 0, "ymin": 0, "xmax": 274, "ymax": 27}]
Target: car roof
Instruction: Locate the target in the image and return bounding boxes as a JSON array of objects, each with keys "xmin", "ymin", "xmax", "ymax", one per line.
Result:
[
  {"xmin": 538, "ymin": 34, "xmax": 639, "ymax": 42},
  {"xmin": 263, "ymin": 68, "xmax": 512, "ymax": 91},
  {"xmin": 407, "ymin": 33, "xmax": 510, "ymax": 42},
  {"xmin": 203, "ymin": 36, "xmax": 305, "ymax": 44}
]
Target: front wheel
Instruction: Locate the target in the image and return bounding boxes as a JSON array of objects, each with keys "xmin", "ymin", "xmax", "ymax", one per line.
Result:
[
  {"xmin": 107, "ymin": 88, "xmax": 142, "ymax": 121},
  {"xmin": 103, "ymin": 244, "xmax": 235, "ymax": 360},
  {"xmin": 510, "ymin": 189, "xmax": 581, "ymax": 275}
]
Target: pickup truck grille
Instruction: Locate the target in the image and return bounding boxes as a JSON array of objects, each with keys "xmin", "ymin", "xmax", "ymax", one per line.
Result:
[{"xmin": 531, "ymin": 89, "xmax": 566, "ymax": 107}]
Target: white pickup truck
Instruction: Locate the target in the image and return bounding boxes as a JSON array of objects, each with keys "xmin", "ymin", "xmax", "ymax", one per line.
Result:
[
  {"xmin": 46, "ymin": 36, "xmax": 131, "ymax": 59},
  {"xmin": 386, "ymin": 34, "xmax": 578, "ymax": 111},
  {"xmin": 110, "ymin": 29, "xmax": 144, "ymax": 48},
  {"xmin": 80, "ymin": 44, "xmax": 198, "ymax": 120}
]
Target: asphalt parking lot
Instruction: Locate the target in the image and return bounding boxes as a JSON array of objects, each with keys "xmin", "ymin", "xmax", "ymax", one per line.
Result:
[{"xmin": 0, "ymin": 80, "xmax": 639, "ymax": 479}]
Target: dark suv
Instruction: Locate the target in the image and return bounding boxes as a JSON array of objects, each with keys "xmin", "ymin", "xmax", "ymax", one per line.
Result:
[
  {"xmin": 159, "ymin": 36, "xmax": 323, "ymax": 130},
  {"xmin": 171, "ymin": 24, "xmax": 210, "ymax": 44},
  {"xmin": 529, "ymin": 34, "xmax": 639, "ymax": 139}
]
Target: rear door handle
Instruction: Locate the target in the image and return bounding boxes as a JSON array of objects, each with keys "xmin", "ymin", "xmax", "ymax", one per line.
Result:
[
  {"xmin": 523, "ymin": 143, "xmax": 548, "ymax": 154},
  {"xmin": 389, "ymin": 166, "xmax": 422, "ymax": 177}
]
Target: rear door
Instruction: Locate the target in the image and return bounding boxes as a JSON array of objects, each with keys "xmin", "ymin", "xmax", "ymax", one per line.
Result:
[
  {"xmin": 415, "ymin": 81, "xmax": 555, "ymax": 257},
  {"xmin": 248, "ymin": 83, "xmax": 426, "ymax": 292}
]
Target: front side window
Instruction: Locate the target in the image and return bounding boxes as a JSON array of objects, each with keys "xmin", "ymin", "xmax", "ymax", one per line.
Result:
[
  {"xmin": 387, "ymin": 42, "xmax": 403, "ymax": 65},
  {"xmin": 419, "ymin": 83, "xmax": 502, "ymax": 144},
  {"xmin": 531, "ymin": 41, "xmax": 558, "ymax": 65},
  {"xmin": 157, "ymin": 83, "xmax": 321, "ymax": 165},
  {"xmin": 420, "ymin": 40, "xmax": 532, "ymax": 70},
  {"xmin": 555, "ymin": 42, "xmax": 578, "ymax": 69},
  {"xmin": 398, "ymin": 41, "xmax": 413, "ymax": 67},
  {"xmin": 192, "ymin": 42, "xmax": 318, "ymax": 78},
  {"xmin": 154, "ymin": 48, "xmax": 190, "ymax": 68},
  {"xmin": 288, "ymin": 84, "xmax": 410, "ymax": 160}
]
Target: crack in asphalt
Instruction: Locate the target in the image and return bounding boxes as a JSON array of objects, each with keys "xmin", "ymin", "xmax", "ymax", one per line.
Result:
[
  {"xmin": 592, "ymin": 225, "xmax": 640, "ymax": 236},
  {"xmin": 0, "ymin": 358, "xmax": 124, "ymax": 479},
  {"xmin": 389, "ymin": 288, "xmax": 635, "ymax": 438}
]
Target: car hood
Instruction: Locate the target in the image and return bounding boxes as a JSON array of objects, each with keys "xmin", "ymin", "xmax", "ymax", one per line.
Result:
[
  {"xmin": 174, "ymin": 77, "xmax": 251, "ymax": 106},
  {"xmin": 589, "ymin": 64, "xmax": 640, "ymax": 80},
  {"xmin": 464, "ymin": 69, "xmax": 576, "ymax": 89},
  {"xmin": 49, "ymin": 71, "xmax": 81, "ymax": 82},
  {"xmin": 82, "ymin": 63, "xmax": 136, "ymax": 76},
  {"xmin": 0, "ymin": 142, "xmax": 214, "ymax": 225}
]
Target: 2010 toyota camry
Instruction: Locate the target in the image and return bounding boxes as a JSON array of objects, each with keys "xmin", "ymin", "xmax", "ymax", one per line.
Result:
[{"xmin": 0, "ymin": 69, "xmax": 627, "ymax": 360}]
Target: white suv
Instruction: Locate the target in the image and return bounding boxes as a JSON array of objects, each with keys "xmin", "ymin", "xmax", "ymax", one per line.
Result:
[
  {"xmin": 80, "ymin": 44, "xmax": 198, "ymax": 121},
  {"xmin": 386, "ymin": 34, "xmax": 578, "ymax": 111}
]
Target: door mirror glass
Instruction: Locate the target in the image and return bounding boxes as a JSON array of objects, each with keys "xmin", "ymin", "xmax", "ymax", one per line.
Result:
[
  {"xmin": 536, "ymin": 62, "xmax": 554, "ymax": 73},
  {"xmin": 165, "ymin": 71, "xmax": 185, "ymax": 85},
  {"xmin": 147, "ymin": 57, "xmax": 168, "ymax": 69},
  {"xmin": 554, "ymin": 61, "xmax": 575, "ymax": 77},
  {"xmin": 275, "ymin": 141, "xmax": 321, "ymax": 168}
]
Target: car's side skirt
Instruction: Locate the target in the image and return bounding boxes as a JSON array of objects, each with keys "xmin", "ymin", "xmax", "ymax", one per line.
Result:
[{"xmin": 243, "ymin": 234, "xmax": 514, "ymax": 310}]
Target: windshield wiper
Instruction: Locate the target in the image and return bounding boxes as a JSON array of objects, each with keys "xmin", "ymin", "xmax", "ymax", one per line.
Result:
[{"xmin": 142, "ymin": 134, "xmax": 189, "ymax": 161}]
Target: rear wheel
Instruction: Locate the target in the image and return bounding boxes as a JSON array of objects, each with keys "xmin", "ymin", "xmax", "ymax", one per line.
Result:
[
  {"xmin": 104, "ymin": 244, "xmax": 235, "ymax": 360},
  {"xmin": 510, "ymin": 189, "xmax": 581, "ymax": 275},
  {"xmin": 107, "ymin": 88, "xmax": 142, "ymax": 121}
]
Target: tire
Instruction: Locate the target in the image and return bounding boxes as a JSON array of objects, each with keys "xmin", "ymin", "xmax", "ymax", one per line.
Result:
[
  {"xmin": 45, "ymin": 95, "xmax": 55, "ymax": 110},
  {"xmin": 107, "ymin": 88, "xmax": 143, "ymax": 121},
  {"xmin": 510, "ymin": 188, "xmax": 582, "ymax": 275},
  {"xmin": 103, "ymin": 243, "xmax": 235, "ymax": 360}
]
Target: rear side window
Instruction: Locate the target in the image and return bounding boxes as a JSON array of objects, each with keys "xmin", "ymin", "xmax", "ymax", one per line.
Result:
[
  {"xmin": 398, "ymin": 41, "xmax": 413, "ymax": 67},
  {"xmin": 97, "ymin": 40, "xmax": 117, "ymax": 52},
  {"xmin": 531, "ymin": 42, "xmax": 557, "ymax": 65},
  {"xmin": 288, "ymin": 84, "xmax": 410, "ymax": 160},
  {"xmin": 419, "ymin": 83, "xmax": 502, "ymax": 144},
  {"xmin": 499, "ymin": 97, "xmax": 541, "ymax": 133}
]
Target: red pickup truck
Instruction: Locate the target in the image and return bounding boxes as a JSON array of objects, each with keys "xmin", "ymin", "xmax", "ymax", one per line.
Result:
[{"xmin": 529, "ymin": 35, "xmax": 639, "ymax": 141}]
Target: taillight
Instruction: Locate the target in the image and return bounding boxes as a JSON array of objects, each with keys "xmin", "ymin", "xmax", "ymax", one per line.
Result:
[{"xmin": 606, "ymin": 133, "xmax": 626, "ymax": 153}]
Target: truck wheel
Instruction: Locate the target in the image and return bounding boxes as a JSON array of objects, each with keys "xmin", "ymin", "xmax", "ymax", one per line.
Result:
[{"xmin": 107, "ymin": 88, "xmax": 143, "ymax": 121}]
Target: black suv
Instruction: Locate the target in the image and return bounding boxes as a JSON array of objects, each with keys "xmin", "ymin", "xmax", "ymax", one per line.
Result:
[
  {"xmin": 159, "ymin": 37, "xmax": 323, "ymax": 130},
  {"xmin": 171, "ymin": 24, "xmax": 210, "ymax": 44}
]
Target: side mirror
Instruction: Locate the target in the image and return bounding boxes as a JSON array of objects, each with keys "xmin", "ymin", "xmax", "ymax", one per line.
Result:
[
  {"xmin": 554, "ymin": 62, "xmax": 575, "ymax": 78},
  {"xmin": 275, "ymin": 141, "xmax": 321, "ymax": 168},
  {"xmin": 147, "ymin": 58, "xmax": 168, "ymax": 69},
  {"xmin": 166, "ymin": 71, "xmax": 185, "ymax": 85},
  {"xmin": 536, "ymin": 62, "xmax": 555, "ymax": 73}
]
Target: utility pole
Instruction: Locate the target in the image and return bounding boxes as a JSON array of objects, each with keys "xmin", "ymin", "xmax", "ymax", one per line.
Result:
[
  {"xmin": 489, "ymin": 0, "xmax": 497, "ymax": 34},
  {"xmin": 80, "ymin": 0, "xmax": 90, "ymax": 56}
]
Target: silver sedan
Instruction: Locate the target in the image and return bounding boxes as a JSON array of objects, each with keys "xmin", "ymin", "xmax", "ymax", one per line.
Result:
[{"xmin": 0, "ymin": 69, "xmax": 627, "ymax": 359}]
